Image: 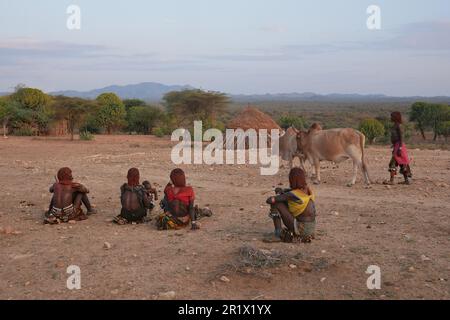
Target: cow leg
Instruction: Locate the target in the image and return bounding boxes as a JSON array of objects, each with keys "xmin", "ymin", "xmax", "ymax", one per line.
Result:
[
  {"xmin": 348, "ymin": 160, "xmax": 359, "ymax": 187},
  {"xmin": 313, "ymin": 160, "xmax": 321, "ymax": 184},
  {"xmin": 362, "ymin": 162, "xmax": 371, "ymax": 185}
]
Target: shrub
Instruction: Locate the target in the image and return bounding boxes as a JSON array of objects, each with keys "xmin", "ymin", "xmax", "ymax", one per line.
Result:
[
  {"xmin": 278, "ymin": 115, "xmax": 306, "ymax": 130},
  {"xmin": 13, "ymin": 126, "xmax": 34, "ymax": 136},
  {"xmin": 79, "ymin": 130, "xmax": 94, "ymax": 141},
  {"xmin": 359, "ymin": 118, "xmax": 385, "ymax": 144},
  {"xmin": 152, "ymin": 127, "xmax": 165, "ymax": 138},
  {"xmin": 126, "ymin": 105, "xmax": 163, "ymax": 134}
]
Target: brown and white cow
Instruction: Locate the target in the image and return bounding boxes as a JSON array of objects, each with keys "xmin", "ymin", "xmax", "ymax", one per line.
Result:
[{"xmin": 296, "ymin": 124, "xmax": 370, "ymax": 186}]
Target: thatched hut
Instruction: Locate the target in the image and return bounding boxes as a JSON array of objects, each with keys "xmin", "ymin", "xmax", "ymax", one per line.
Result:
[
  {"xmin": 227, "ymin": 106, "xmax": 281, "ymax": 131},
  {"xmin": 226, "ymin": 106, "xmax": 281, "ymax": 148}
]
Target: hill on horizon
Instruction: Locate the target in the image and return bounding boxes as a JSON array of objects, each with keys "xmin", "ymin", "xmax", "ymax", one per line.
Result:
[
  {"xmin": 1, "ymin": 82, "xmax": 449, "ymax": 104},
  {"xmin": 50, "ymin": 82, "xmax": 195, "ymax": 101}
]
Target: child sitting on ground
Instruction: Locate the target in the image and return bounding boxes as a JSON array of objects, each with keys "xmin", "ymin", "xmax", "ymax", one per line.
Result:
[
  {"xmin": 113, "ymin": 168, "xmax": 157, "ymax": 225},
  {"xmin": 45, "ymin": 167, "xmax": 96, "ymax": 224},
  {"xmin": 265, "ymin": 167, "xmax": 316, "ymax": 243},
  {"xmin": 156, "ymin": 168, "xmax": 212, "ymax": 230}
]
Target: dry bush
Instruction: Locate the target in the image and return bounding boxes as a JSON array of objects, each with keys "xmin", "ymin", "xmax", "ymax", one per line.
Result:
[{"xmin": 225, "ymin": 245, "xmax": 287, "ymax": 274}]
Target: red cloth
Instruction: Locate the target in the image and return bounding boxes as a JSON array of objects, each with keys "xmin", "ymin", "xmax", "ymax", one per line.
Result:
[
  {"xmin": 393, "ymin": 143, "xmax": 410, "ymax": 165},
  {"xmin": 164, "ymin": 185, "xmax": 195, "ymax": 206}
]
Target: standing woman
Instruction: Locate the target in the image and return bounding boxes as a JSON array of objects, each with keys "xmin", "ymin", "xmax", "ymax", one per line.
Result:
[{"xmin": 388, "ymin": 112, "xmax": 412, "ymax": 185}]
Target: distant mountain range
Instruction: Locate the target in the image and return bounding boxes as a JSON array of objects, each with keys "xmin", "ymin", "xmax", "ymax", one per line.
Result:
[
  {"xmin": 1, "ymin": 82, "xmax": 449, "ymax": 103},
  {"xmin": 231, "ymin": 92, "xmax": 450, "ymax": 103},
  {"xmin": 50, "ymin": 82, "xmax": 195, "ymax": 101}
]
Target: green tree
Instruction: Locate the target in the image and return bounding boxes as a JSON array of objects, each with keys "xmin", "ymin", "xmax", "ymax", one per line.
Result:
[
  {"xmin": 409, "ymin": 102, "xmax": 450, "ymax": 141},
  {"xmin": 80, "ymin": 114, "xmax": 102, "ymax": 134},
  {"xmin": 359, "ymin": 118, "xmax": 385, "ymax": 144},
  {"xmin": 409, "ymin": 102, "xmax": 429, "ymax": 140},
  {"xmin": 95, "ymin": 93, "xmax": 126, "ymax": 134},
  {"xmin": 127, "ymin": 105, "xmax": 164, "ymax": 134},
  {"xmin": 11, "ymin": 87, "xmax": 53, "ymax": 135},
  {"xmin": 163, "ymin": 89, "xmax": 229, "ymax": 127},
  {"xmin": 123, "ymin": 99, "xmax": 146, "ymax": 111},
  {"xmin": 437, "ymin": 121, "xmax": 450, "ymax": 142},
  {"xmin": 278, "ymin": 115, "xmax": 306, "ymax": 130},
  {"xmin": 11, "ymin": 87, "xmax": 50, "ymax": 110},
  {"xmin": 428, "ymin": 104, "xmax": 450, "ymax": 141},
  {"xmin": 53, "ymin": 96, "xmax": 96, "ymax": 140},
  {"xmin": 0, "ymin": 97, "xmax": 20, "ymax": 138}
]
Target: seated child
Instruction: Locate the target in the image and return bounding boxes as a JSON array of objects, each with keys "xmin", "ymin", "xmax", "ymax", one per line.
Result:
[
  {"xmin": 45, "ymin": 167, "xmax": 96, "ymax": 224},
  {"xmin": 156, "ymin": 168, "xmax": 200, "ymax": 230},
  {"xmin": 266, "ymin": 167, "xmax": 316, "ymax": 243},
  {"xmin": 113, "ymin": 168, "xmax": 157, "ymax": 225}
]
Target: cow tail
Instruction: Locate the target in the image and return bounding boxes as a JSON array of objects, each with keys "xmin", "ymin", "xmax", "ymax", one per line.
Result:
[{"xmin": 359, "ymin": 131, "xmax": 371, "ymax": 184}]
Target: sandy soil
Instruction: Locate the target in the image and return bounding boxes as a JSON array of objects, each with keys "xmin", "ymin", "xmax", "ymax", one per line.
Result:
[{"xmin": 0, "ymin": 135, "xmax": 449, "ymax": 300}]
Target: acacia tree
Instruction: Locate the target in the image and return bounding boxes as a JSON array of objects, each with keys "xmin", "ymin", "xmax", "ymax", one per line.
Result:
[
  {"xmin": 410, "ymin": 102, "xmax": 450, "ymax": 141},
  {"xmin": 409, "ymin": 102, "xmax": 428, "ymax": 140},
  {"xmin": 54, "ymin": 96, "xmax": 95, "ymax": 140},
  {"xmin": 95, "ymin": 93, "xmax": 126, "ymax": 134},
  {"xmin": 428, "ymin": 104, "xmax": 450, "ymax": 141},
  {"xmin": 163, "ymin": 89, "xmax": 229, "ymax": 128}
]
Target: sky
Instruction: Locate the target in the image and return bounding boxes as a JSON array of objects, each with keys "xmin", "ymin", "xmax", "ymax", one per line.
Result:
[{"xmin": 0, "ymin": 0, "xmax": 449, "ymax": 96}]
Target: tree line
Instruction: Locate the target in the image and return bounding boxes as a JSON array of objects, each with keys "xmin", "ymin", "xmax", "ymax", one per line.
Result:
[
  {"xmin": 0, "ymin": 86, "xmax": 229, "ymax": 140},
  {"xmin": 1, "ymin": 86, "xmax": 448, "ymax": 144}
]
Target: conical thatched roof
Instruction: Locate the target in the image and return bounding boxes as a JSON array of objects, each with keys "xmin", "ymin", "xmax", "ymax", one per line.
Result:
[{"xmin": 227, "ymin": 107, "xmax": 281, "ymax": 131}]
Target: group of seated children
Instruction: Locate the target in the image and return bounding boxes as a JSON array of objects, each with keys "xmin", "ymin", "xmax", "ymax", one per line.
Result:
[
  {"xmin": 44, "ymin": 167, "xmax": 213, "ymax": 231},
  {"xmin": 44, "ymin": 166, "xmax": 316, "ymax": 243}
]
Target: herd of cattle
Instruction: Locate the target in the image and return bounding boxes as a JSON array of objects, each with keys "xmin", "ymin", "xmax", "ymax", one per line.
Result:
[{"xmin": 279, "ymin": 124, "xmax": 371, "ymax": 187}]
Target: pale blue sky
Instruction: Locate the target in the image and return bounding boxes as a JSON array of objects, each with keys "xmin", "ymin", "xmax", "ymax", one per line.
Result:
[{"xmin": 1, "ymin": 0, "xmax": 449, "ymax": 95}]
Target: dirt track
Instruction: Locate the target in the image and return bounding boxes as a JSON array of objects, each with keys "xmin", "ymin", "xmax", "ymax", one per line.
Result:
[{"xmin": 0, "ymin": 135, "xmax": 449, "ymax": 300}]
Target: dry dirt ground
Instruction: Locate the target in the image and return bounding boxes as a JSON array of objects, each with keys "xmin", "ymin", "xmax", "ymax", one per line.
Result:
[{"xmin": 0, "ymin": 135, "xmax": 449, "ymax": 300}]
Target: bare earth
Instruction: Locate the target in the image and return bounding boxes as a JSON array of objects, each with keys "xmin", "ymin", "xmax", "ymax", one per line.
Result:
[{"xmin": 0, "ymin": 135, "xmax": 449, "ymax": 300}]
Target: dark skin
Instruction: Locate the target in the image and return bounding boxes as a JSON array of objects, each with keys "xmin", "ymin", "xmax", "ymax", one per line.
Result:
[
  {"xmin": 121, "ymin": 181, "xmax": 154, "ymax": 212},
  {"xmin": 165, "ymin": 182, "xmax": 199, "ymax": 230},
  {"xmin": 391, "ymin": 117, "xmax": 403, "ymax": 157},
  {"xmin": 267, "ymin": 187, "xmax": 315, "ymax": 234},
  {"xmin": 143, "ymin": 181, "xmax": 158, "ymax": 201},
  {"xmin": 49, "ymin": 182, "xmax": 92, "ymax": 212}
]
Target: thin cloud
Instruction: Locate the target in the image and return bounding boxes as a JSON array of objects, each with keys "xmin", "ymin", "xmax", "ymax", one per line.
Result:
[{"xmin": 200, "ymin": 20, "xmax": 450, "ymax": 62}]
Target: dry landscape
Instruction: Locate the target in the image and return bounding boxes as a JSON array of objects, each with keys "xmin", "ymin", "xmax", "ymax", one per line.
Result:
[{"xmin": 0, "ymin": 135, "xmax": 449, "ymax": 300}]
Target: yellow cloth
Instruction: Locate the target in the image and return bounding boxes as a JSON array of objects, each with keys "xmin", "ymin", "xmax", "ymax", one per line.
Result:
[{"xmin": 288, "ymin": 189, "xmax": 315, "ymax": 217}]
